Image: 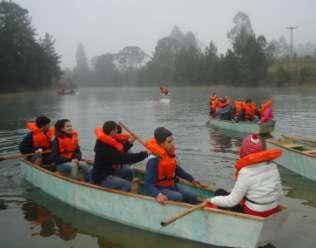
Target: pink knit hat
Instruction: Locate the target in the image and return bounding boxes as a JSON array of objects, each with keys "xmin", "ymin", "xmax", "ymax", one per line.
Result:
[{"xmin": 239, "ymin": 134, "xmax": 264, "ymax": 158}]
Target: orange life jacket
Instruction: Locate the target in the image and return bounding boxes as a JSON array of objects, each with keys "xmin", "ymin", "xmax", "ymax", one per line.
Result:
[
  {"xmin": 26, "ymin": 122, "xmax": 54, "ymax": 150},
  {"xmin": 115, "ymin": 133, "xmax": 131, "ymax": 143},
  {"xmin": 57, "ymin": 130, "xmax": 79, "ymax": 159},
  {"xmin": 216, "ymin": 100, "xmax": 230, "ymax": 109},
  {"xmin": 95, "ymin": 127, "xmax": 124, "ymax": 152},
  {"xmin": 234, "ymin": 148, "xmax": 282, "ymax": 178},
  {"xmin": 210, "ymin": 96, "xmax": 217, "ymax": 112},
  {"xmin": 244, "ymin": 102, "xmax": 257, "ymax": 119},
  {"xmin": 259, "ymin": 99, "xmax": 273, "ymax": 117},
  {"xmin": 234, "ymin": 101, "xmax": 245, "ymax": 116},
  {"xmin": 145, "ymin": 138, "xmax": 177, "ymax": 187}
]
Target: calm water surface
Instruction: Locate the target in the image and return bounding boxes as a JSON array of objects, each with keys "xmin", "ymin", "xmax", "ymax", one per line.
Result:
[{"xmin": 0, "ymin": 86, "xmax": 316, "ymax": 248}]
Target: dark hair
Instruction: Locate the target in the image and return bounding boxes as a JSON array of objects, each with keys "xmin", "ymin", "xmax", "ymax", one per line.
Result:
[
  {"xmin": 154, "ymin": 127, "xmax": 172, "ymax": 144},
  {"xmin": 103, "ymin": 121, "xmax": 118, "ymax": 135},
  {"xmin": 246, "ymin": 99, "xmax": 252, "ymax": 103},
  {"xmin": 54, "ymin": 119, "xmax": 70, "ymax": 136},
  {"xmin": 35, "ymin": 116, "xmax": 51, "ymax": 128},
  {"xmin": 117, "ymin": 124, "xmax": 122, "ymax": 134}
]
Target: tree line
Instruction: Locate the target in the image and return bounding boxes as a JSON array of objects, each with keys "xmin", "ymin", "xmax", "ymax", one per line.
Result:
[
  {"xmin": 0, "ymin": 1, "xmax": 61, "ymax": 93},
  {"xmin": 74, "ymin": 11, "xmax": 316, "ymax": 87}
]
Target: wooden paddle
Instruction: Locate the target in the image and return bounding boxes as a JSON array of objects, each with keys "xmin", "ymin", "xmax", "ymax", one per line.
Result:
[
  {"xmin": 0, "ymin": 150, "xmax": 51, "ymax": 162},
  {"xmin": 118, "ymin": 121, "xmax": 146, "ymax": 146},
  {"xmin": 161, "ymin": 201, "xmax": 208, "ymax": 227}
]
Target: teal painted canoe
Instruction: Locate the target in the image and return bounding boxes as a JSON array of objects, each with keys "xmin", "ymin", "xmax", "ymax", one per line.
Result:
[
  {"xmin": 266, "ymin": 135, "xmax": 316, "ymax": 181},
  {"xmin": 209, "ymin": 117, "xmax": 275, "ymax": 135},
  {"xmin": 20, "ymin": 159, "xmax": 288, "ymax": 248}
]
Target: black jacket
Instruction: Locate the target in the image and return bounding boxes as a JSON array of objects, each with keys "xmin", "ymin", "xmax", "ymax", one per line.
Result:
[{"xmin": 92, "ymin": 140, "xmax": 148, "ymax": 183}]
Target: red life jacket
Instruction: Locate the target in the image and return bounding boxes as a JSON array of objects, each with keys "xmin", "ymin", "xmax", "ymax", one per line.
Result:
[
  {"xmin": 234, "ymin": 101, "xmax": 245, "ymax": 116},
  {"xmin": 234, "ymin": 148, "xmax": 282, "ymax": 178},
  {"xmin": 115, "ymin": 133, "xmax": 130, "ymax": 143},
  {"xmin": 57, "ymin": 131, "xmax": 79, "ymax": 159},
  {"xmin": 217, "ymin": 100, "xmax": 230, "ymax": 109},
  {"xmin": 145, "ymin": 138, "xmax": 177, "ymax": 187},
  {"xmin": 244, "ymin": 103, "xmax": 257, "ymax": 119},
  {"xmin": 95, "ymin": 127, "xmax": 124, "ymax": 152},
  {"xmin": 26, "ymin": 122, "xmax": 54, "ymax": 150}
]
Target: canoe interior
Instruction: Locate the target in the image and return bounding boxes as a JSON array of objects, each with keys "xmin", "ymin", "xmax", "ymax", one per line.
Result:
[{"xmin": 271, "ymin": 135, "xmax": 316, "ymax": 157}]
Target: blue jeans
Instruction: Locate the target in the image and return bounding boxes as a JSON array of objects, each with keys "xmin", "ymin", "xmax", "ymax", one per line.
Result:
[
  {"xmin": 98, "ymin": 167, "xmax": 134, "ymax": 192},
  {"xmin": 152, "ymin": 184, "xmax": 197, "ymax": 204},
  {"xmin": 56, "ymin": 161, "xmax": 91, "ymax": 180}
]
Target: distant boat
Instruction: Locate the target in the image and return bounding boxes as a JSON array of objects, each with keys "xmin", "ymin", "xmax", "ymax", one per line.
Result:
[
  {"xmin": 20, "ymin": 159, "xmax": 288, "ymax": 248},
  {"xmin": 209, "ymin": 116, "xmax": 275, "ymax": 135},
  {"xmin": 57, "ymin": 89, "xmax": 77, "ymax": 95},
  {"xmin": 266, "ymin": 135, "xmax": 316, "ymax": 181}
]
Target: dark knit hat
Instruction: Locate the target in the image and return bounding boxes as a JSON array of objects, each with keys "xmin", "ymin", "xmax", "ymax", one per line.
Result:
[{"xmin": 154, "ymin": 127, "xmax": 172, "ymax": 144}]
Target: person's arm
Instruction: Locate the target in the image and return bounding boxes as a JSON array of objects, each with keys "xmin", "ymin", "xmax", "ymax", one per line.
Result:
[
  {"xmin": 51, "ymin": 139, "xmax": 70, "ymax": 164},
  {"xmin": 144, "ymin": 156, "xmax": 161, "ymax": 196},
  {"xmin": 209, "ymin": 170, "xmax": 250, "ymax": 207},
  {"xmin": 19, "ymin": 133, "xmax": 35, "ymax": 154},
  {"xmin": 73, "ymin": 146, "xmax": 82, "ymax": 160},
  {"xmin": 111, "ymin": 150, "xmax": 148, "ymax": 165},
  {"xmin": 175, "ymin": 165, "xmax": 194, "ymax": 182}
]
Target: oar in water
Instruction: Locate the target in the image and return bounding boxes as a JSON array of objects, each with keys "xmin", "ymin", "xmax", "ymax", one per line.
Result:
[
  {"xmin": 0, "ymin": 150, "xmax": 51, "ymax": 162},
  {"xmin": 118, "ymin": 121, "xmax": 209, "ymax": 189},
  {"xmin": 160, "ymin": 201, "xmax": 208, "ymax": 227}
]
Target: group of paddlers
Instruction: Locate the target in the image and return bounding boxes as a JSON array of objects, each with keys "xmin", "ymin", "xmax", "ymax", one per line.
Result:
[
  {"xmin": 19, "ymin": 115, "xmax": 283, "ymax": 218},
  {"xmin": 209, "ymin": 93, "xmax": 274, "ymax": 123}
]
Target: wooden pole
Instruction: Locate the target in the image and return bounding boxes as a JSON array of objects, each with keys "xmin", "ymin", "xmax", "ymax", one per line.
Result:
[{"xmin": 161, "ymin": 202, "xmax": 207, "ymax": 227}]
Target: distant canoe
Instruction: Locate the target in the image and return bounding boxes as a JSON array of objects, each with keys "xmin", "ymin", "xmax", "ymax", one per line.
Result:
[
  {"xmin": 20, "ymin": 160, "xmax": 288, "ymax": 248},
  {"xmin": 209, "ymin": 116, "xmax": 275, "ymax": 135},
  {"xmin": 57, "ymin": 89, "xmax": 77, "ymax": 95},
  {"xmin": 266, "ymin": 135, "xmax": 316, "ymax": 181}
]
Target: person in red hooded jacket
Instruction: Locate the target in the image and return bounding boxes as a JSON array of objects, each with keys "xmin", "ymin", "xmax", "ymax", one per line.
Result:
[
  {"xmin": 207, "ymin": 134, "xmax": 283, "ymax": 217},
  {"xmin": 19, "ymin": 116, "xmax": 54, "ymax": 166}
]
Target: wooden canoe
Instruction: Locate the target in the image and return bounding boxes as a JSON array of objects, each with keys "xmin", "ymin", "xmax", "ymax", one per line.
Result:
[
  {"xmin": 20, "ymin": 159, "xmax": 288, "ymax": 248},
  {"xmin": 208, "ymin": 117, "xmax": 275, "ymax": 135},
  {"xmin": 266, "ymin": 135, "xmax": 316, "ymax": 181}
]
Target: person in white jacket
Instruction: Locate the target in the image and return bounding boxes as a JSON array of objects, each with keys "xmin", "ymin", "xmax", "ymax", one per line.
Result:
[{"xmin": 207, "ymin": 134, "xmax": 283, "ymax": 217}]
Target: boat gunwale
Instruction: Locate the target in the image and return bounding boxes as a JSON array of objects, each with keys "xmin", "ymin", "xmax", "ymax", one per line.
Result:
[
  {"xmin": 266, "ymin": 138, "xmax": 316, "ymax": 159},
  {"xmin": 20, "ymin": 159, "xmax": 287, "ymax": 222},
  {"xmin": 209, "ymin": 116, "xmax": 275, "ymax": 127}
]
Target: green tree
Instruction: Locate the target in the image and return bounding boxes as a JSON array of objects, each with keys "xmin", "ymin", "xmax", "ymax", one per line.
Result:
[{"xmin": 73, "ymin": 43, "xmax": 90, "ymax": 84}]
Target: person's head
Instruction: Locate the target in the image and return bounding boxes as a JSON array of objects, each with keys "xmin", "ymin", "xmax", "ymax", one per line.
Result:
[
  {"xmin": 245, "ymin": 99, "xmax": 252, "ymax": 104},
  {"xmin": 239, "ymin": 134, "xmax": 264, "ymax": 158},
  {"xmin": 35, "ymin": 116, "xmax": 51, "ymax": 131},
  {"xmin": 102, "ymin": 121, "xmax": 118, "ymax": 137},
  {"xmin": 212, "ymin": 92, "xmax": 216, "ymax": 96},
  {"xmin": 54, "ymin": 119, "xmax": 72, "ymax": 136},
  {"xmin": 154, "ymin": 127, "xmax": 175, "ymax": 155}
]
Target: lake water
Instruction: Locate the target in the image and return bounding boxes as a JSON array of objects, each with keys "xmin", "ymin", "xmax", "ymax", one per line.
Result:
[{"xmin": 0, "ymin": 86, "xmax": 316, "ymax": 248}]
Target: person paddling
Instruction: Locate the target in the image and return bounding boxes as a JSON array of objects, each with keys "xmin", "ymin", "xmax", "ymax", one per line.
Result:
[{"xmin": 207, "ymin": 134, "xmax": 283, "ymax": 217}]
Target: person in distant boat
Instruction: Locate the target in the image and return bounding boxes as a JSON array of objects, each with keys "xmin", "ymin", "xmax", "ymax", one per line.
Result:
[
  {"xmin": 209, "ymin": 92, "xmax": 217, "ymax": 115},
  {"xmin": 215, "ymin": 97, "xmax": 233, "ymax": 120},
  {"xmin": 258, "ymin": 99, "xmax": 273, "ymax": 124},
  {"xmin": 91, "ymin": 121, "xmax": 148, "ymax": 192},
  {"xmin": 51, "ymin": 119, "xmax": 90, "ymax": 180},
  {"xmin": 207, "ymin": 134, "xmax": 283, "ymax": 217},
  {"xmin": 160, "ymin": 85, "xmax": 169, "ymax": 96},
  {"xmin": 239, "ymin": 99, "xmax": 257, "ymax": 121},
  {"xmin": 233, "ymin": 97, "xmax": 245, "ymax": 121},
  {"xmin": 19, "ymin": 116, "xmax": 54, "ymax": 166},
  {"xmin": 144, "ymin": 127, "xmax": 202, "ymax": 204}
]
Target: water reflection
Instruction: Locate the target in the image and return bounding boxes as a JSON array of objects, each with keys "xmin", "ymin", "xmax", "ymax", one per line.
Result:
[{"xmin": 23, "ymin": 189, "xmax": 212, "ymax": 248}]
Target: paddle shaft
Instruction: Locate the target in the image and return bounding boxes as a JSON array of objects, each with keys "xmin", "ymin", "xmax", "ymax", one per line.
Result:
[
  {"xmin": 118, "ymin": 122, "xmax": 146, "ymax": 146},
  {"xmin": 161, "ymin": 202, "xmax": 207, "ymax": 227}
]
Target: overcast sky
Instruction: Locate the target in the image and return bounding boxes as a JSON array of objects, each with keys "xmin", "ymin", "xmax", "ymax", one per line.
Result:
[{"xmin": 15, "ymin": 0, "xmax": 316, "ymax": 68}]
